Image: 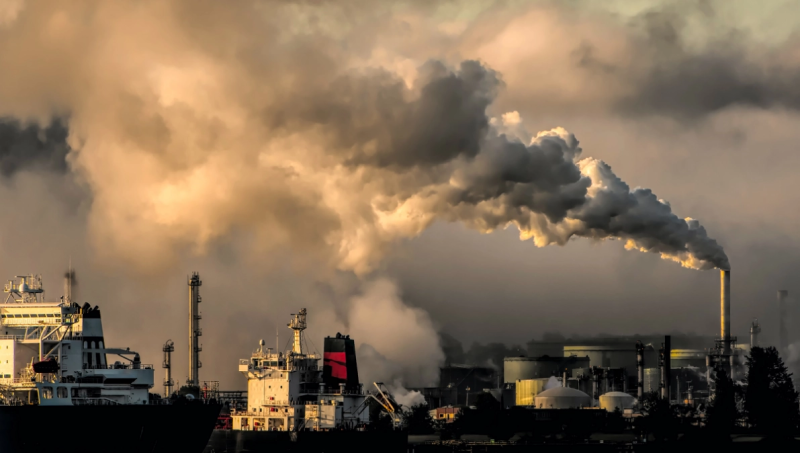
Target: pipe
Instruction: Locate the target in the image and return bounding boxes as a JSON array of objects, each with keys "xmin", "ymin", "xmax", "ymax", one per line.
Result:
[
  {"xmin": 664, "ymin": 336, "xmax": 671, "ymax": 401},
  {"xmin": 636, "ymin": 341, "xmax": 644, "ymax": 400},
  {"xmin": 720, "ymin": 270, "xmax": 731, "ymax": 353},
  {"xmin": 778, "ymin": 290, "xmax": 789, "ymax": 353},
  {"xmin": 659, "ymin": 344, "xmax": 666, "ymax": 400},
  {"xmin": 562, "ymin": 370, "xmax": 567, "ymax": 388}
]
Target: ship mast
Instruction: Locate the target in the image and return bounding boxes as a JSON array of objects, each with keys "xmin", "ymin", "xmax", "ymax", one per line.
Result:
[{"xmin": 288, "ymin": 308, "xmax": 307, "ymax": 355}]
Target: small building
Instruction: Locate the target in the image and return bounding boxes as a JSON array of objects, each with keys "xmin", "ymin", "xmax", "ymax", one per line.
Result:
[{"xmin": 429, "ymin": 406, "xmax": 461, "ymax": 423}]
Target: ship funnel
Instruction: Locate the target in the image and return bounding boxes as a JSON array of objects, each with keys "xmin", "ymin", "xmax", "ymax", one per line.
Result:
[{"xmin": 323, "ymin": 333, "xmax": 360, "ymax": 393}]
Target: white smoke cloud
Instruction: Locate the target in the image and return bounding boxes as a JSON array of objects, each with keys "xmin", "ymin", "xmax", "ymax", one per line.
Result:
[{"xmin": 347, "ymin": 279, "xmax": 443, "ymax": 387}]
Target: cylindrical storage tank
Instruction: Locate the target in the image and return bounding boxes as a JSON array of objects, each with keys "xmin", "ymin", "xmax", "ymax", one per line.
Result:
[
  {"xmin": 643, "ymin": 368, "xmax": 660, "ymax": 393},
  {"xmin": 515, "ymin": 378, "xmax": 549, "ymax": 406},
  {"xmin": 533, "ymin": 387, "xmax": 592, "ymax": 409},
  {"xmin": 670, "ymin": 350, "xmax": 707, "ymax": 368},
  {"xmin": 504, "ymin": 356, "xmax": 589, "ymax": 383},
  {"xmin": 563, "ymin": 346, "xmax": 650, "ymax": 376},
  {"xmin": 599, "ymin": 391, "xmax": 635, "ymax": 412}
]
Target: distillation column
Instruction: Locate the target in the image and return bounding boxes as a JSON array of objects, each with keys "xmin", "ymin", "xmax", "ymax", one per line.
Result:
[
  {"xmin": 188, "ymin": 272, "xmax": 203, "ymax": 386},
  {"xmin": 750, "ymin": 319, "xmax": 761, "ymax": 349},
  {"xmin": 163, "ymin": 339, "xmax": 174, "ymax": 397},
  {"xmin": 636, "ymin": 341, "xmax": 645, "ymax": 400}
]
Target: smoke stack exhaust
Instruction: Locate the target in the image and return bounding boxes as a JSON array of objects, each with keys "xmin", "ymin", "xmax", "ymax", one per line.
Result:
[
  {"xmin": 778, "ymin": 290, "xmax": 789, "ymax": 353},
  {"xmin": 720, "ymin": 269, "xmax": 731, "ymax": 353}
]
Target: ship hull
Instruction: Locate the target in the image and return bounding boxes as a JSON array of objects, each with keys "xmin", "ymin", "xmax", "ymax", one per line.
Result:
[
  {"xmin": 205, "ymin": 429, "xmax": 408, "ymax": 453},
  {"xmin": 0, "ymin": 403, "xmax": 221, "ymax": 453}
]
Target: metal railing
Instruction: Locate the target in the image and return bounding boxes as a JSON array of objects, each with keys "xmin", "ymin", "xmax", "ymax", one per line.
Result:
[
  {"xmin": 72, "ymin": 397, "xmax": 122, "ymax": 406},
  {"xmin": 83, "ymin": 364, "xmax": 154, "ymax": 370}
]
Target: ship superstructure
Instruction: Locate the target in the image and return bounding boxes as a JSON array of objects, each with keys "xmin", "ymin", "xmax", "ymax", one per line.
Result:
[
  {"xmin": 231, "ymin": 308, "xmax": 369, "ymax": 431},
  {"xmin": 0, "ymin": 274, "xmax": 154, "ymax": 406}
]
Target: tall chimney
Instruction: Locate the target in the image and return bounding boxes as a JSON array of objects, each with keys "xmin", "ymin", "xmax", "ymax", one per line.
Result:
[
  {"xmin": 720, "ymin": 270, "xmax": 731, "ymax": 353},
  {"xmin": 188, "ymin": 272, "xmax": 203, "ymax": 386},
  {"xmin": 778, "ymin": 290, "xmax": 788, "ymax": 353},
  {"xmin": 636, "ymin": 341, "xmax": 645, "ymax": 400}
]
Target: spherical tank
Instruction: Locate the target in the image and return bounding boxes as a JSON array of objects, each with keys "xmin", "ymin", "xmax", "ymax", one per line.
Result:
[
  {"xmin": 599, "ymin": 392, "xmax": 635, "ymax": 412},
  {"xmin": 533, "ymin": 387, "xmax": 592, "ymax": 409}
]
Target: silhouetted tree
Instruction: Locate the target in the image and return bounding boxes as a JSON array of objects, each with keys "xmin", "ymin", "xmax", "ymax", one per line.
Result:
[
  {"xmin": 744, "ymin": 347, "xmax": 799, "ymax": 439},
  {"xmin": 638, "ymin": 391, "xmax": 678, "ymax": 442},
  {"xmin": 705, "ymin": 366, "xmax": 737, "ymax": 442},
  {"xmin": 404, "ymin": 403, "xmax": 435, "ymax": 434}
]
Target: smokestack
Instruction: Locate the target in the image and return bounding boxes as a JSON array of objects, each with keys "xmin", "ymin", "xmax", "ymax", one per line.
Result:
[
  {"xmin": 778, "ymin": 290, "xmax": 788, "ymax": 353},
  {"xmin": 562, "ymin": 370, "xmax": 568, "ymax": 388},
  {"xmin": 636, "ymin": 341, "xmax": 645, "ymax": 400},
  {"xmin": 660, "ymin": 336, "xmax": 671, "ymax": 401},
  {"xmin": 720, "ymin": 269, "xmax": 731, "ymax": 353}
]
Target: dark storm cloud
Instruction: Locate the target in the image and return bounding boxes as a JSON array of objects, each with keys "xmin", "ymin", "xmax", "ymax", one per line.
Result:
[{"xmin": 0, "ymin": 119, "xmax": 70, "ymax": 177}]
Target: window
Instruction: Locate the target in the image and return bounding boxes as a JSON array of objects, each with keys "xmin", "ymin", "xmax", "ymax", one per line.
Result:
[
  {"xmin": 0, "ymin": 315, "xmax": 5, "ymax": 318},
  {"xmin": 41, "ymin": 387, "xmax": 53, "ymax": 399},
  {"xmin": 22, "ymin": 314, "xmax": 29, "ymax": 318},
  {"xmin": 57, "ymin": 387, "xmax": 67, "ymax": 398}
]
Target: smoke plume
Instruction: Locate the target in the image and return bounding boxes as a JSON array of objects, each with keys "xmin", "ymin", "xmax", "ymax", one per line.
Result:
[{"xmin": 0, "ymin": 0, "xmax": 773, "ymax": 389}]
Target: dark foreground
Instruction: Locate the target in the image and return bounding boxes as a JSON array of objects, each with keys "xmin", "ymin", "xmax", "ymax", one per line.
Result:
[
  {"xmin": 205, "ymin": 429, "xmax": 408, "ymax": 453},
  {"xmin": 0, "ymin": 403, "xmax": 221, "ymax": 453}
]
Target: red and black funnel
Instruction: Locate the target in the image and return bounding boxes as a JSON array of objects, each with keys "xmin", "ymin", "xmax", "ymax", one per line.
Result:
[{"xmin": 323, "ymin": 333, "xmax": 359, "ymax": 391}]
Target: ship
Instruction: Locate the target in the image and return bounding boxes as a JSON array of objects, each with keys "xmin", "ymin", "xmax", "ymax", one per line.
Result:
[
  {"xmin": 0, "ymin": 273, "xmax": 221, "ymax": 453},
  {"xmin": 204, "ymin": 308, "xmax": 408, "ymax": 453}
]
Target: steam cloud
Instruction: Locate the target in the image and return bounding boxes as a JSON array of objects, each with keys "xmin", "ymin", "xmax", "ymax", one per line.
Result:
[{"xmin": 0, "ymin": 1, "xmax": 730, "ymax": 274}]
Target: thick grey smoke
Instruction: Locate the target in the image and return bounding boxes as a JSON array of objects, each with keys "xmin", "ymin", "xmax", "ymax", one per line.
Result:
[
  {"xmin": 0, "ymin": 119, "xmax": 69, "ymax": 177},
  {"xmin": 612, "ymin": 7, "xmax": 800, "ymax": 119}
]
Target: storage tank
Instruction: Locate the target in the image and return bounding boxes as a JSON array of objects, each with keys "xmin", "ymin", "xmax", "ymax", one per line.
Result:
[
  {"xmin": 599, "ymin": 391, "xmax": 635, "ymax": 412},
  {"xmin": 515, "ymin": 378, "xmax": 550, "ymax": 406},
  {"xmin": 643, "ymin": 368, "xmax": 660, "ymax": 393},
  {"xmin": 670, "ymin": 350, "xmax": 706, "ymax": 368},
  {"xmin": 563, "ymin": 346, "xmax": 640, "ymax": 375},
  {"xmin": 533, "ymin": 387, "xmax": 592, "ymax": 409},
  {"xmin": 504, "ymin": 356, "xmax": 589, "ymax": 383}
]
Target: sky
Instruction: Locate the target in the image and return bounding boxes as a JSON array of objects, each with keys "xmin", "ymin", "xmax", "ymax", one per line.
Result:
[{"xmin": 0, "ymin": 0, "xmax": 798, "ymax": 390}]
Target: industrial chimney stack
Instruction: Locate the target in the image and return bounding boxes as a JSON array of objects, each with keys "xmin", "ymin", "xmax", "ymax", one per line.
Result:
[
  {"xmin": 659, "ymin": 336, "xmax": 671, "ymax": 401},
  {"xmin": 720, "ymin": 269, "xmax": 731, "ymax": 354},
  {"xmin": 778, "ymin": 290, "xmax": 788, "ymax": 354},
  {"xmin": 188, "ymin": 272, "xmax": 203, "ymax": 386}
]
